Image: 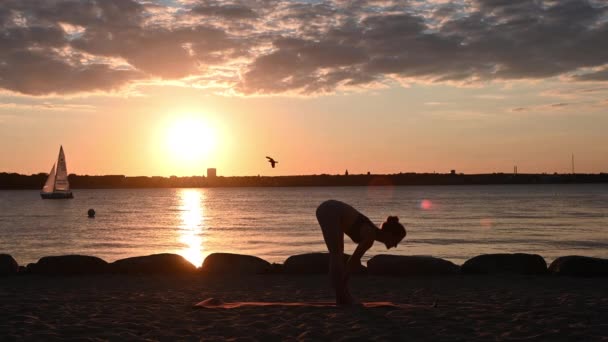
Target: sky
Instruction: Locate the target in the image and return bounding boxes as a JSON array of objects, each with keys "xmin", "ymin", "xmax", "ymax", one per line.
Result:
[{"xmin": 0, "ymin": 0, "xmax": 607, "ymax": 177}]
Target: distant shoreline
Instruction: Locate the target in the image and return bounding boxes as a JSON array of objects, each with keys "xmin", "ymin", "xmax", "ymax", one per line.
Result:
[{"xmin": 1, "ymin": 172, "xmax": 607, "ymax": 189}]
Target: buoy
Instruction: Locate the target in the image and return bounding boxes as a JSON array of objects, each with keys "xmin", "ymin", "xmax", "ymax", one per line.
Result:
[{"xmin": 87, "ymin": 209, "xmax": 96, "ymax": 218}]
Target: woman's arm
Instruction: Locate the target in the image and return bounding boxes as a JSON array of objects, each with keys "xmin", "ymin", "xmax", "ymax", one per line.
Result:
[{"xmin": 345, "ymin": 225, "xmax": 375, "ymax": 274}]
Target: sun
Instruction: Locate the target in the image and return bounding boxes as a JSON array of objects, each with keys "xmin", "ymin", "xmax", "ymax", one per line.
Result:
[{"xmin": 165, "ymin": 116, "xmax": 216, "ymax": 163}]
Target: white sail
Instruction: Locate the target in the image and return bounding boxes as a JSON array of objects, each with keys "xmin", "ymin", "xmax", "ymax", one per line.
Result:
[
  {"xmin": 54, "ymin": 145, "xmax": 70, "ymax": 191},
  {"xmin": 42, "ymin": 164, "xmax": 56, "ymax": 193}
]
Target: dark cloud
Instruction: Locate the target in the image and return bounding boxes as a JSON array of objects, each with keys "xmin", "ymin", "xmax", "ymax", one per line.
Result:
[
  {"xmin": 511, "ymin": 102, "xmax": 575, "ymax": 112},
  {"xmin": 575, "ymin": 69, "xmax": 608, "ymax": 81},
  {"xmin": 191, "ymin": 3, "xmax": 258, "ymax": 19},
  {"xmin": 238, "ymin": 39, "xmax": 369, "ymax": 93},
  {"xmin": 0, "ymin": 0, "xmax": 147, "ymax": 94},
  {"xmin": 0, "ymin": 26, "xmax": 66, "ymax": 50},
  {"xmin": 0, "ymin": 0, "xmax": 607, "ymax": 96},
  {"xmin": 70, "ymin": 25, "xmax": 240, "ymax": 78},
  {"xmin": 238, "ymin": 0, "xmax": 608, "ymax": 93},
  {"xmin": 0, "ymin": 0, "xmax": 247, "ymax": 94},
  {"xmin": 432, "ymin": 3, "xmax": 464, "ymax": 20},
  {"xmin": 13, "ymin": 0, "xmax": 145, "ymax": 29},
  {"xmin": 0, "ymin": 49, "xmax": 141, "ymax": 95}
]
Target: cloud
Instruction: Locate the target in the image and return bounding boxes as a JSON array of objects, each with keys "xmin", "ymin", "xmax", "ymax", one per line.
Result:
[
  {"xmin": 475, "ymin": 94, "xmax": 507, "ymax": 100},
  {"xmin": 191, "ymin": 1, "xmax": 258, "ymax": 19},
  {"xmin": 0, "ymin": 101, "xmax": 97, "ymax": 112},
  {"xmin": 0, "ymin": 0, "xmax": 607, "ymax": 96},
  {"xmin": 574, "ymin": 68, "xmax": 608, "ymax": 81},
  {"xmin": 509, "ymin": 100, "xmax": 608, "ymax": 113},
  {"xmin": 540, "ymin": 84, "xmax": 608, "ymax": 99},
  {"xmin": 0, "ymin": 49, "xmax": 143, "ymax": 95}
]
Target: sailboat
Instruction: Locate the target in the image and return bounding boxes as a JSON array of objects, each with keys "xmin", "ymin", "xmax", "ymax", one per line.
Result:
[{"xmin": 41, "ymin": 146, "xmax": 73, "ymax": 199}]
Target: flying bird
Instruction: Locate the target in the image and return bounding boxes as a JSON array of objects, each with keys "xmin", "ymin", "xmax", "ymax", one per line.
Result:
[{"xmin": 266, "ymin": 156, "xmax": 278, "ymax": 168}]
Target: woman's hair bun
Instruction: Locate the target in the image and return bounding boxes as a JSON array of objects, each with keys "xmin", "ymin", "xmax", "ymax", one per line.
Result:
[{"xmin": 386, "ymin": 216, "xmax": 399, "ymax": 223}]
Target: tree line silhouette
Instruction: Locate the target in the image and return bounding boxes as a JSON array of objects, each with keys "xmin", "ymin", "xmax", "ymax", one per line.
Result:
[{"xmin": 1, "ymin": 172, "xmax": 607, "ymax": 189}]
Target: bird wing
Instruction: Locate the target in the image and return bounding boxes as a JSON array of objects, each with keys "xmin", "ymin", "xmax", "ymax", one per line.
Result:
[{"xmin": 266, "ymin": 156, "xmax": 272, "ymax": 160}]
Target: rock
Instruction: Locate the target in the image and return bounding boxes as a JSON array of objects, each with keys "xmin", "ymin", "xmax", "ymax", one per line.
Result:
[
  {"xmin": 548, "ymin": 256, "xmax": 608, "ymax": 277},
  {"xmin": 267, "ymin": 263, "xmax": 284, "ymax": 274},
  {"xmin": 283, "ymin": 253, "xmax": 366, "ymax": 274},
  {"xmin": 201, "ymin": 253, "xmax": 271, "ymax": 274},
  {"xmin": 110, "ymin": 253, "xmax": 196, "ymax": 274},
  {"xmin": 462, "ymin": 253, "xmax": 547, "ymax": 275},
  {"xmin": 0, "ymin": 254, "xmax": 19, "ymax": 275},
  {"xmin": 27, "ymin": 255, "xmax": 108, "ymax": 275},
  {"xmin": 367, "ymin": 255, "xmax": 460, "ymax": 276}
]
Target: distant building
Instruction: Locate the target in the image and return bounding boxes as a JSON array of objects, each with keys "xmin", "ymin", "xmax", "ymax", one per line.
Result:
[
  {"xmin": 345, "ymin": 169, "xmax": 349, "ymax": 176},
  {"xmin": 207, "ymin": 168, "xmax": 217, "ymax": 178},
  {"xmin": 450, "ymin": 170, "xmax": 456, "ymax": 175}
]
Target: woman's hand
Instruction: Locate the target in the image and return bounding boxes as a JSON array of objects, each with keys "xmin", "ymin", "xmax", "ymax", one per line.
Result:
[{"xmin": 348, "ymin": 229, "xmax": 374, "ymax": 274}]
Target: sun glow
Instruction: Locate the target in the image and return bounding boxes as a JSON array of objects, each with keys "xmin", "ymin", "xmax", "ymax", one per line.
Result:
[{"xmin": 165, "ymin": 116, "xmax": 216, "ymax": 165}]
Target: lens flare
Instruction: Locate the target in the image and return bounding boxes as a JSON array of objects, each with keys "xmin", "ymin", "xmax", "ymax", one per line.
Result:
[
  {"xmin": 420, "ymin": 199, "xmax": 433, "ymax": 210},
  {"xmin": 480, "ymin": 218, "xmax": 494, "ymax": 229}
]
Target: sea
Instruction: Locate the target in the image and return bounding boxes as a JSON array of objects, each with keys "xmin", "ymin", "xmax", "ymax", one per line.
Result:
[{"xmin": 1, "ymin": 184, "xmax": 607, "ymax": 267}]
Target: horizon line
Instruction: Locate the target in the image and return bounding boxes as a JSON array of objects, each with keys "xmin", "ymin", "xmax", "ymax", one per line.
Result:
[{"xmin": 3, "ymin": 171, "xmax": 607, "ymax": 178}]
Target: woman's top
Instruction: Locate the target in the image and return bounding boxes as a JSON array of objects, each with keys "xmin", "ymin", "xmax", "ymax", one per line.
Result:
[{"xmin": 344, "ymin": 213, "xmax": 379, "ymax": 243}]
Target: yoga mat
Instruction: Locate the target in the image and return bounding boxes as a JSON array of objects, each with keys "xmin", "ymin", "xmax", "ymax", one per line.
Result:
[{"xmin": 194, "ymin": 298, "xmax": 420, "ymax": 309}]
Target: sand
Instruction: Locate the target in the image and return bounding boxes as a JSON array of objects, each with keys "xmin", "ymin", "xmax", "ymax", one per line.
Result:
[{"xmin": 1, "ymin": 274, "xmax": 607, "ymax": 341}]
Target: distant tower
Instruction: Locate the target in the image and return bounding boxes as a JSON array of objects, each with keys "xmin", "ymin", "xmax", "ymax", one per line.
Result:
[
  {"xmin": 345, "ymin": 169, "xmax": 349, "ymax": 176},
  {"xmin": 572, "ymin": 154, "xmax": 575, "ymax": 175},
  {"xmin": 207, "ymin": 168, "xmax": 217, "ymax": 178},
  {"xmin": 514, "ymin": 166, "xmax": 518, "ymax": 175}
]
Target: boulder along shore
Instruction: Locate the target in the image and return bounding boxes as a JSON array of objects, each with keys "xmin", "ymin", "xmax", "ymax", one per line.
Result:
[{"xmin": 1, "ymin": 253, "xmax": 607, "ymax": 340}]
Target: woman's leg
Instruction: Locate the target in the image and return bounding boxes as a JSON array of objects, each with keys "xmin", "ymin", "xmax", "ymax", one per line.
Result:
[{"xmin": 316, "ymin": 203, "xmax": 351, "ymax": 304}]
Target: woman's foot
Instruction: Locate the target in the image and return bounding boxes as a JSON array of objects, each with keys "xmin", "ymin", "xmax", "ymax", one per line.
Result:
[
  {"xmin": 343, "ymin": 282, "xmax": 360, "ymax": 305},
  {"xmin": 336, "ymin": 291, "xmax": 360, "ymax": 306}
]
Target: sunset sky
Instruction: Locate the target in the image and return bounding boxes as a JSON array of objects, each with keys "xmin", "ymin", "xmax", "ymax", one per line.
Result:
[{"xmin": 1, "ymin": 0, "xmax": 607, "ymax": 177}]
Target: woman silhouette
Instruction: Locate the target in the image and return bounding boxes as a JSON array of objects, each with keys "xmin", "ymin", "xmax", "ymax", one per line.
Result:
[{"xmin": 316, "ymin": 200, "xmax": 406, "ymax": 305}]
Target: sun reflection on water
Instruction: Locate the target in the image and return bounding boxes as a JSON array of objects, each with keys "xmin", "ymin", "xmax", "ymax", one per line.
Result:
[{"xmin": 178, "ymin": 189, "xmax": 206, "ymax": 267}]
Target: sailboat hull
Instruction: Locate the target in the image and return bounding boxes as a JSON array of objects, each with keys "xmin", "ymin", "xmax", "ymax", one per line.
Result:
[{"xmin": 40, "ymin": 192, "xmax": 74, "ymax": 199}]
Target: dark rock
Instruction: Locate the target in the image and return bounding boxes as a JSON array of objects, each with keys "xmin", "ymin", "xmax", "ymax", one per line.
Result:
[
  {"xmin": 266, "ymin": 263, "xmax": 284, "ymax": 274},
  {"xmin": 201, "ymin": 253, "xmax": 271, "ymax": 274},
  {"xmin": 283, "ymin": 253, "xmax": 366, "ymax": 274},
  {"xmin": 110, "ymin": 253, "xmax": 196, "ymax": 274},
  {"xmin": 462, "ymin": 253, "xmax": 547, "ymax": 275},
  {"xmin": 549, "ymin": 256, "xmax": 608, "ymax": 277},
  {"xmin": 28, "ymin": 255, "xmax": 108, "ymax": 275},
  {"xmin": 0, "ymin": 254, "xmax": 19, "ymax": 275},
  {"xmin": 18, "ymin": 266, "xmax": 27, "ymax": 274},
  {"xmin": 367, "ymin": 255, "xmax": 460, "ymax": 276}
]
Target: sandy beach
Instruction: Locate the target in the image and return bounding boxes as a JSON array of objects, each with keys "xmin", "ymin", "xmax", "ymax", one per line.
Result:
[{"xmin": 1, "ymin": 274, "xmax": 606, "ymax": 341}]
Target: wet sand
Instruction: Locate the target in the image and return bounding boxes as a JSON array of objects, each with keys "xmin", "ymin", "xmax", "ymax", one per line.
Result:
[{"xmin": 1, "ymin": 274, "xmax": 607, "ymax": 341}]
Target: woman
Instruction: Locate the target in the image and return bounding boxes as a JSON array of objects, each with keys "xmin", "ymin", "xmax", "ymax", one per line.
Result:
[{"xmin": 316, "ymin": 199, "xmax": 406, "ymax": 305}]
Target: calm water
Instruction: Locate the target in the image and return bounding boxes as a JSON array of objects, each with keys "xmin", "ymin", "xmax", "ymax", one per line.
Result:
[{"xmin": 1, "ymin": 185, "xmax": 607, "ymax": 266}]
